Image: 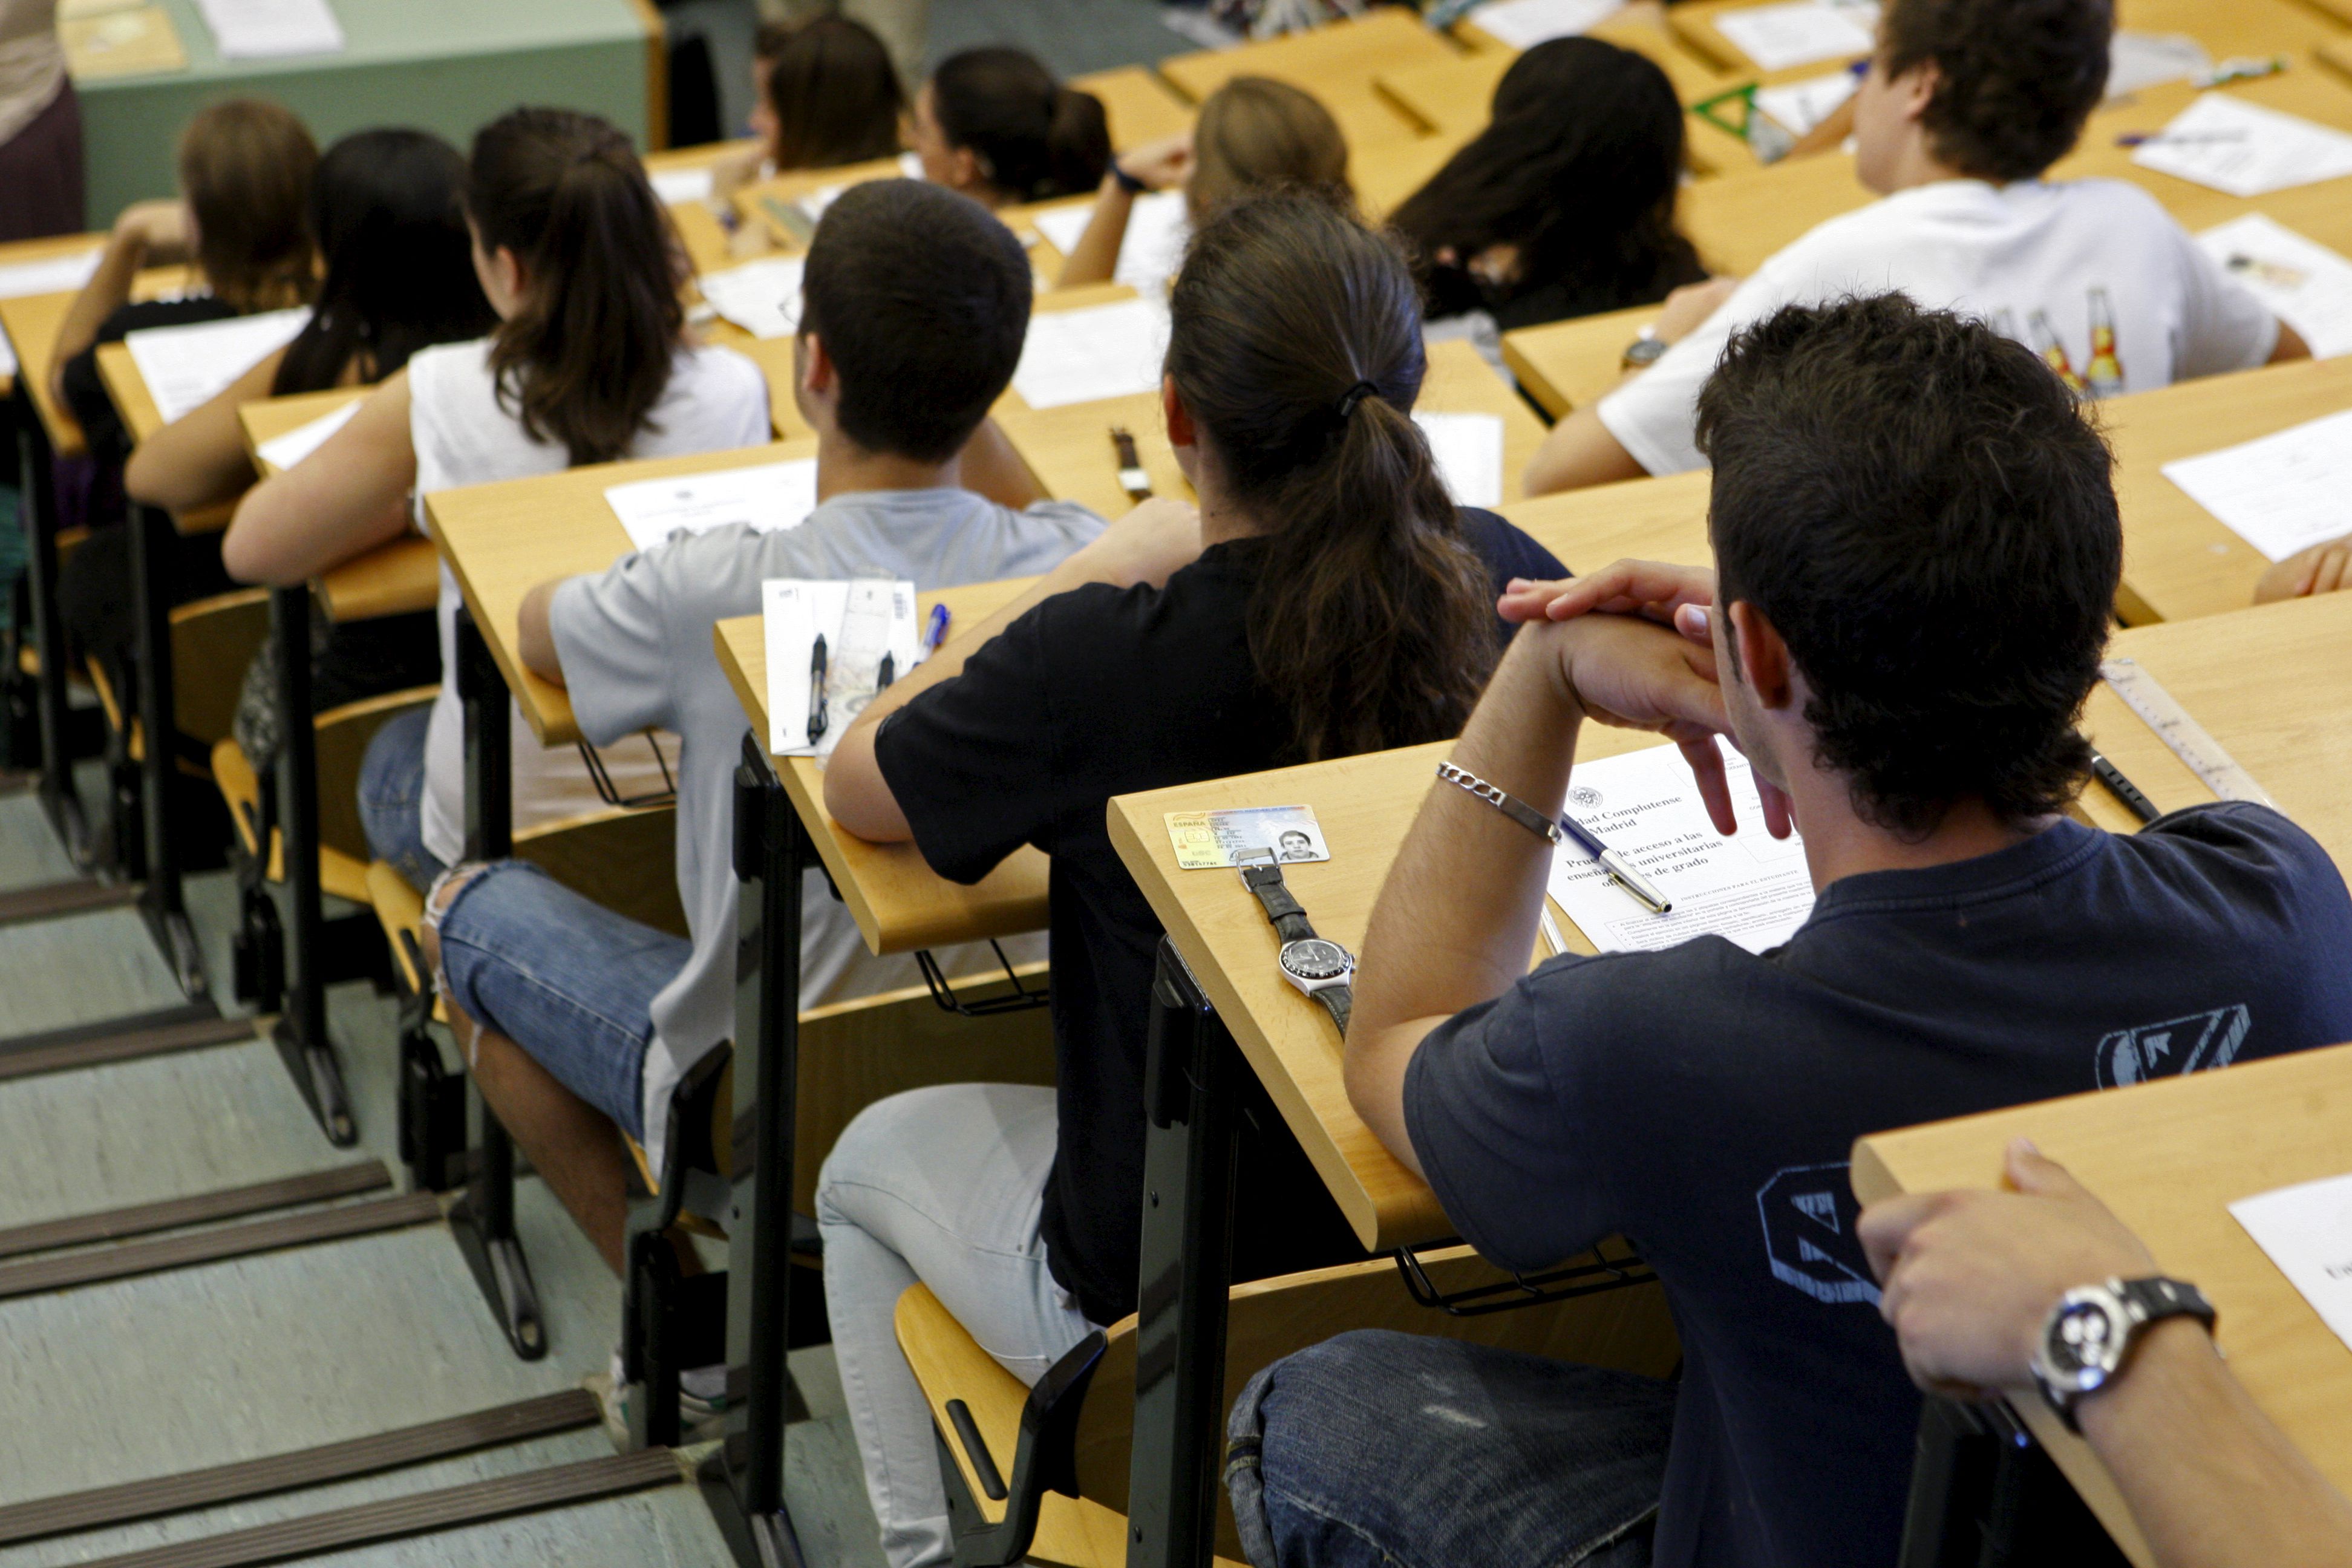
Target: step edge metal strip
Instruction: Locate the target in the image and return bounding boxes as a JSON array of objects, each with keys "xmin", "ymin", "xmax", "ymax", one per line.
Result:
[
  {"xmin": 0, "ymin": 1160, "xmax": 392, "ymax": 1262},
  {"xmin": 0, "ymin": 1191, "xmax": 443, "ymax": 1301},
  {"xmin": 0, "ymin": 1001, "xmax": 226, "ymax": 1058},
  {"xmin": 0, "ymin": 1390, "xmax": 603, "ymax": 1548},
  {"xmin": 0, "ymin": 1014, "xmax": 260, "ymax": 1082},
  {"xmin": 0, "ymin": 877, "xmax": 140, "ymax": 929}
]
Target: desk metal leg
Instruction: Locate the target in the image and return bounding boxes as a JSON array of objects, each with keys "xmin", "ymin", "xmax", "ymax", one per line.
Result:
[
  {"xmin": 1896, "ymin": 1396, "xmax": 2131, "ymax": 1568},
  {"xmin": 10, "ymin": 392, "xmax": 91, "ymax": 864},
  {"xmin": 701, "ymin": 735, "xmax": 805, "ymax": 1568},
  {"xmin": 446, "ymin": 606, "xmax": 546, "ymax": 1361},
  {"xmin": 128, "ymin": 501, "xmax": 204, "ymax": 997},
  {"xmin": 266, "ymin": 584, "xmax": 355, "ymax": 1146},
  {"xmin": 1126, "ymin": 940, "xmax": 1239, "ymax": 1568}
]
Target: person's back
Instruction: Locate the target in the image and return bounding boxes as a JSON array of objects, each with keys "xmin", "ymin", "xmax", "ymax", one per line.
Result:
[{"xmin": 1526, "ymin": 0, "xmax": 2304, "ymax": 493}]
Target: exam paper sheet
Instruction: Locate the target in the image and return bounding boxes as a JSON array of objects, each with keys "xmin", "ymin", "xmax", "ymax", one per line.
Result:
[
  {"xmin": 1011, "ymin": 298, "xmax": 1169, "ymax": 409},
  {"xmin": 605, "ymin": 460, "xmax": 818, "ymax": 554},
  {"xmin": 0, "ymin": 247, "xmax": 102, "ymax": 379},
  {"xmin": 2160, "ymin": 409, "xmax": 2352, "ymax": 563},
  {"xmin": 2131, "ymin": 93, "xmax": 2352, "ymax": 198},
  {"xmin": 123, "ymin": 307, "xmax": 311, "ymax": 426},
  {"xmin": 2196, "ymin": 214, "xmax": 2352, "ymax": 359},
  {"xmin": 195, "ymin": 0, "xmax": 343, "ymax": 59},
  {"xmin": 253, "ymin": 397, "xmax": 360, "ymax": 473},
  {"xmin": 1468, "ymin": 0, "xmax": 1624, "ymax": 48},
  {"xmin": 651, "ymin": 166, "xmax": 716, "ymax": 206},
  {"xmin": 1413, "ymin": 411, "xmax": 1504, "ymax": 508},
  {"xmin": 1030, "ymin": 191, "xmax": 1190, "ymax": 292},
  {"xmin": 761, "ymin": 577, "xmax": 918, "ymax": 756},
  {"xmin": 2230, "ymin": 1170, "xmax": 2352, "ymax": 1357},
  {"xmin": 1756, "ymin": 71, "xmax": 1859, "ymax": 138},
  {"xmin": 697, "ymin": 257, "xmax": 806, "ymax": 340},
  {"xmin": 1714, "ymin": 1, "xmax": 1876, "ymax": 71},
  {"xmin": 1547, "ymin": 744, "xmax": 1814, "ymax": 955}
]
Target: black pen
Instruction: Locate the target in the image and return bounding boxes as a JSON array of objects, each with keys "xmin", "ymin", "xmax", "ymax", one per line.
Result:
[
  {"xmin": 807, "ymin": 633, "xmax": 829, "ymax": 743},
  {"xmin": 875, "ymin": 650, "xmax": 895, "ymax": 690},
  {"xmin": 2090, "ymin": 749, "xmax": 2158, "ymax": 824}
]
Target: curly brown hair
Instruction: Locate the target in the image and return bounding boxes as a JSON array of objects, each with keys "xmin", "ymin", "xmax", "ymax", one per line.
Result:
[{"xmin": 1881, "ymin": 0, "xmax": 2112, "ymax": 181}]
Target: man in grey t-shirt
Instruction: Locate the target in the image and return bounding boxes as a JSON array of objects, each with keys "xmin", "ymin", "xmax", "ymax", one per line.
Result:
[{"xmin": 415, "ymin": 182, "xmax": 1107, "ymax": 1307}]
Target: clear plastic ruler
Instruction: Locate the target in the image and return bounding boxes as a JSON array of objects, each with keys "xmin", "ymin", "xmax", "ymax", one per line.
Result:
[{"xmin": 2100, "ymin": 658, "xmax": 2276, "ymax": 806}]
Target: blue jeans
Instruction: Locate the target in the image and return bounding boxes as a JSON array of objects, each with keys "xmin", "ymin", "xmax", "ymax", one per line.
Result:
[
  {"xmin": 1226, "ymin": 1330, "xmax": 1676, "ymax": 1568},
  {"xmin": 432, "ymin": 860, "xmax": 688, "ymax": 1142},
  {"xmin": 358, "ymin": 707, "xmax": 445, "ymax": 892}
]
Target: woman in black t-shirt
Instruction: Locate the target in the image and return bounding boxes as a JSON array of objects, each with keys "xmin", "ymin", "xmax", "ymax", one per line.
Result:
[{"xmin": 817, "ymin": 190, "xmax": 1566, "ymax": 1566}]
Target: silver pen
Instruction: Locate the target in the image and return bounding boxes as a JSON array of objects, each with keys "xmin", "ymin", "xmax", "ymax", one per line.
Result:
[{"xmin": 1557, "ymin": 812, "xmax": 1671, "ymax": 915}]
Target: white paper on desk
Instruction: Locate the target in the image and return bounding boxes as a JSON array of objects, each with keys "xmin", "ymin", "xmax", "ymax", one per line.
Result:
[
  {"xmin": 195, "ymin": 0, "xmax": 343, "ymax": 59},
  {"xmin": 2131, "ymin": 94, "xmax": 2352, "ymax": 199},
  {"xmin": 2106, "ymin": 30, "xmax": 2208, "ymax": 99},
  {"xmin": 1714, "ymin": 1, "xmax": 1876, "ymax": 71},
  {"xmin": 1011, "ymin": 297, "xmax": 1169, "ymax": 408},
  {"xmin": 2197, "ymin": 214, "xmax": 2352, "ymax": 360},
  {"xmin": 1756, "ymin": 70, "xmax": 1859, "ymax": 138},
  {"xmin": 1469, "ymin": 0, "xmax": 1624, "ymax": 48},
  {"xmin": 123, "ymin": 305, "xmax": 310, "ymax": 425},
  {"xmin": 605, "ymin": 460, "xmax": 818, "ymax": 554},
  {"xmin": 2230, "ymin": 1171, "xmax": 2352, "ymax": 1357},
  {"xmin": 1413, "ymin": 411, "xmax": 1504, "ymax": 508},
  {"xmin": 651, "ymin": 166, "xmax": 716, "ymax": 207},
  {"xmin": 697, "ymin": 256, "xmax": 807, "ymax": 339},
  {"xmin": 760, "ymin": 577, "xmax": 919, "ymax": 756},
  {"xmin": 1030, "ymin": 190, "xmax": 1191, "ymax": 292},
  {"xmin": 2160, "ymin": 410, "xmax": 2352, "ymax": 563},
  {"xmin": 0, "ymin": 248, "xmax": 103, "ymax": 379},
  {"xmin": 1547, "ymin": 744, "xmax": 1813, "ymax": 955},
  {"xmin": 253, "ymin": 397, "xmax": 359, "ymax": 472}
]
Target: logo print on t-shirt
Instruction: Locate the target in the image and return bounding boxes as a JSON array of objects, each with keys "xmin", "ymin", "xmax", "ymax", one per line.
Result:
[
  {"xmin": 2095, "ymin": 1004, "xmax": 2250, "ymax": 1089},
  {"xmin": 1756, "ymin": 1163, "xmax": 1880, "ymax": 1306}
]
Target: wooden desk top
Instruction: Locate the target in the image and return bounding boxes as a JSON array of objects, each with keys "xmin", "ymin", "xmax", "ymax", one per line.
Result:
[
  {"xmin": 2100, "ymin": 354, "xmax": 2352, "ymax": 626},
  {"xmin": 235, "ymin": 388, "xmax": 439, "ymax": 624},
  {"xmin": 708, "ymin": 336, "xmax": 814, "ymax": 442},
  {"xmin": 993, "ymin": 337, "xmax": 1546, "ymax": 518},
  {"xmin": 1680, "ymin": 148, "xmax": 1867, "ymax": 275},
  {"xmin": 730, "ymin": 158, "xmax": 1096, "ymax": 281},
  {"xmin": 2051, "ymin": 73, "xmax": 2352, "ymax": 238},
  {"xmin": 1666, "ymin": 0, "xmax": 1870, "ymax": 82},
  {"xmin": 1501, "ymin": 304, "xmax": 1664, "ymax": 419},
  {"xmin": 1498, "ymin": 467, "xmax": 1716, "ymax": 571},
  {"xmin": 1071, "ymin": 65, "xmax": 1197, "ymax": 151},
  {"xmin": 1156, "ymin": 8, "xmax": 1454, "ymax": 151},
  {"xmin": 0, "ymin": 289, "xmax": 88, "ymax": 459},
  {"xmin": 0, "ymin": 232, "xmax": 105, "ymax": 399},
  {"xmin": 1852, "ymin": 1038, "xmax": 2352, "ymax": 1568},
  {"xmin": 423, "ymin": 438, "xmax": 817, "ymax": 748},
  {"xmin": 2325, "ymin": 34, "xmax": 2352, "ymax": 77},
  {"xmin": 711, "ymin": 580, "xmax": 1054, "ymax": 956}
]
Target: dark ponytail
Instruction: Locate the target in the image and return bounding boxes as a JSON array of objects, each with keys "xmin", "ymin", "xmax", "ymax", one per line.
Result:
[
  {"xmin": 930, "ymin": 48, "xmax": 1109, "ymax": 203},
  {"xmin": 467, "ymin": 107, "xmax": 686, "ymax": 466},
  {"xmin": 1165, "ymin": 191, "xmax": 1492, "ymax": 762}
]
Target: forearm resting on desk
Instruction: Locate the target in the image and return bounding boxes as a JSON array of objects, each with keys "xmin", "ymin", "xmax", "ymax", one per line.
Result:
[
  {"xmin": 223, "ymin": 374, "xmax": 417, "ymax": 586},
  {"xmin": 1523, "ymin": 407, "xmax": 1648, "ymax": 497},
  {"xmin": 125, "ymin": 349, "xmax": 285, "ymax": 516},
  {"xmin": 518, "ymin": 581, "xmax": 567, "ymax": 686}
]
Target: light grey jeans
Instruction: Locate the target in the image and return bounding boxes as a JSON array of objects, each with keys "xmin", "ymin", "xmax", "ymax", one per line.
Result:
[{"xmin": 817, "ymin": 1082, "xmax": 1099, "ymax": 1568}]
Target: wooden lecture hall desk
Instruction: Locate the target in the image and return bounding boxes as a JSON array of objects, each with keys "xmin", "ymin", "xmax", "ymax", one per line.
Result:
[
  {"xmin": 1853, "ymin": 1039, "xmax": 2352, "ymax": 1567},
  {"xmin": 0, "ymin": 234, "xmax": 106, "ymax": 401},
  {"xmin": 70, "ymin": 0, "xmax": 660, "ymax": 227},
  {"xmin": 995, "ymin": 337, "xmax": 1549, "ymax": 517},
  {"xmin": 1157, "ymin": 7, "xmax": 1459, "ymax": 153},
  {"xmin": 1503, "ymin": 302, "xmax": 1664, "ymax": 420},
  {"xmin": 236, "ymin": 388, "xmax": 440, "ymax": 622}
]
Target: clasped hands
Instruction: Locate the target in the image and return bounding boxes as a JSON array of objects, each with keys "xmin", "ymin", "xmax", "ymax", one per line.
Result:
[{"xmin": 1498, "ymin": 559, "xmax": 1794, "ymax": 841}]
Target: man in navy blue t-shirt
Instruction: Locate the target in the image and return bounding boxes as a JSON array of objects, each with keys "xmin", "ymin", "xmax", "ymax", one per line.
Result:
[{"xmin": 1226, "ymin": 296, "xmax": 2352, "ymax": 1568}]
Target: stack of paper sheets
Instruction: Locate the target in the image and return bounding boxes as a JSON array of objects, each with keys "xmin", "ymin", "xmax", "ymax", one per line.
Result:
[
  {"xmin": 696, "ymin": 257, "xmax": 806, "ymax": 340},
  {"xmin": 1715, "ymin": 1, "xmax": 1877, "ymax": 71},
  {"xmin": 1468, "ymin": 0, "xmax": 1625, "ymax": 48},
  {"xmin": 1756, "ymin": 71, "xmax": 1860, "ymax": 139},
  {"xmin": 2130, "ymin": 94, "xmax": 2352, "ymax": 198},
  {"xmin": 195, "ymin": 0, "xmax": 343, "ymax": 59},
  {"xmin": 0, "ymin": 247, "xmax": 103, "ymax": 379},
  {"xmin": 124, "ymin": 307, "xmax": 312, "ymax": 425},
  {"xmin": 1413, "ymin": 412, "xmax": 1505, "ymax": 509},
  {"xmin": 762, "ymin": 578, "xmax": 920, "ymax": 756},
  {"xmin": 254, "ymin": 397, "xmax": 361, "ymax": 473},
  {"xmin": 2196, "ymin": 214, "xmax": 2352, "ymax": 359},
  {"xmin": 1011, "ymin": 298, "xmax": 1170, "ymax": 409},
  {"xmin": 650, "ymin": 166, "xmax": 717, "ymax": 207},
  {"xmin": 604, "ymin": 460, "xmax": 820, "ymax": 554},
  {"xmin": 2160, "ymin": 410, "xmax": 2352, "ymax": 564}
]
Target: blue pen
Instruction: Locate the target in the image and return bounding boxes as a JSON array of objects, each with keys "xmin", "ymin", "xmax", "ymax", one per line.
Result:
[
  {"xmin": 921, "ymin": 603, "xmax": 951, "ymax": 655},
  {"xmin": 1557, "ymin": 812, "xmax": 1673, "ymax": 915}
]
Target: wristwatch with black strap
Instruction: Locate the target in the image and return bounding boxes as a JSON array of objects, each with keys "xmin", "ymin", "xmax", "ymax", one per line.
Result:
[
  {"xmin": 1238, "ymin": 852, "xmax": 1354, "ymax": 1036},
  {"xmin": 2030, "ymin": 1275, "xmax": 2217, "ymax": 1431}
]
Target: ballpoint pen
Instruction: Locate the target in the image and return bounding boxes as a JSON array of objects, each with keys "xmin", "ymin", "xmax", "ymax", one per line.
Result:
[
  {"xmin": 875, "ymin": 651, "xmax": 895, "ymax": 691},
  {"xmin": 921, "ymin": 603, "xmax": 951, "ymax": 657},
  {"xmin": 1557, "ymin": 813, "xmax": 1673, "ymax": 915},
  {"xmin": 2089, "ymin": 749, "xmax": 2158, "ymax": 824},
  {"xmin": 807, "ymin": 633, "xmax": 829, "ymax": 743}
]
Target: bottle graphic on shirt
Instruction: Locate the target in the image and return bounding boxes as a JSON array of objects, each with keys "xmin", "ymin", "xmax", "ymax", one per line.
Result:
[
  {"xmin": 2029, "ymin": 309, "xmax": 2086, "ymax": 394},
  {"xmin": 2083, "ymin": 287, "xmax": 2125, "ymax": 399}
]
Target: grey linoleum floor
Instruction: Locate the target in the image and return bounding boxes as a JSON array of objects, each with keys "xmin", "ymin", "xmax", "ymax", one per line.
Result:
[{"xmin": 0, "ymin": 773, "xmax": 878, "ymax": 1566}]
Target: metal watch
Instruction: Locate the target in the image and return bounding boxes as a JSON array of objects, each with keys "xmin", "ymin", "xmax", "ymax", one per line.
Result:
[
  {"xmin": 1237, "ymin": 851, "xmax": 1353, "ymax": 1036},
  {"xmin": 1621, "ymin": 328, "xmax": 1668, "ymax": 371},
  {"xmin": 2030, "ymin": 1275, "xmax": 2216, "ymax": 1432}
]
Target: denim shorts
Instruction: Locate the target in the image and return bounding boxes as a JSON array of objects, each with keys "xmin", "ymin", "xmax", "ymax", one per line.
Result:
[
  {"xmin": 358, "ymin": 707, "xmax": 446, "ymax": 893},
  {"xmin": 433, "ymin": 860, "xmax": 690, "ymax": 1142}
]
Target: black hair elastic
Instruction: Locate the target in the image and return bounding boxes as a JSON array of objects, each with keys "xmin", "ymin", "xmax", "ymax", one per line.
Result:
[{"xmin": 1335, "ymin": 380, "xmax": 1379, "ymax": 419}]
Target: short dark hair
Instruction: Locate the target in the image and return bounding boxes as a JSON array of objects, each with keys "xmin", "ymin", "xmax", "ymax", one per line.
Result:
[
  {"xmin": 1696, "ymin": 295, "xmax": 2121, "ymax": 837},
  {"xmin": 800, "ymin": 180, "xmax": 1031, "ymax": 463},
  {"xmin": 1881, "ymin": 0, "xmax": 2112, "ymax": 181}
]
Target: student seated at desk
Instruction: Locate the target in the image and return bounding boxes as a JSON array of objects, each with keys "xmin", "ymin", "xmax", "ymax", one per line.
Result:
[
  {"xmin": 819, "ymin": 190, "xmax": 1568, "ymax": 1568},
  {"xmin": 220, "ymin": 107, "xmax": 768, "ymax": 890},
  {"xmin": 2257, "ymin": 535, "xmax": 2352, "ymax": 604},
  {"xmin": 132, "ymin": 128, "xmax": 494, "ymax": 771},
  {"xmin": 52, "ymin": 99, "xmax": 318, "ymax": 684},
  {"xmin": 1057, "ymin": 75, "xmax": 1347, "ymax": 289},
  {"xmin": 410, "ymin": 180, "xmax": 1103, "ymax": 1307},
  {"xmin": 1389, "ymin": 38, "xmax": 1707, "ymax": 333},
  {"xmin": 910, "ymin": 46, "xmax": 1108, "ymax": 209},
  {"xmin": 1234, "ymin": 296, "xmax": 2352, "ymax": 1568},
  {"xmin": 708, "ymin": 16, "xmax": 904, "ymax": 206},
  {"xmin": 1861, "ymin": 1138, "xmax": 2352, "ymax": 1568},
  {"xmin": 1523, "ymin": 0, "xmax": 2311, "ymax": 496}
]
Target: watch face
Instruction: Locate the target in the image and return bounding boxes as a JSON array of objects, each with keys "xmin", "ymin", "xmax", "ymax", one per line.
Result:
[
  {"xmin": 1281, "ymin": 938, "xmax": 1352, "ymax": 982},
  {"xmin": 2042, "ymin": 1290, "xmax": 2126, "ymax": 1391}
]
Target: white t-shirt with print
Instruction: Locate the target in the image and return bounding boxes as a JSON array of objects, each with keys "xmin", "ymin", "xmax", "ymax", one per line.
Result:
[
  {"xmin": 1599, "ymin": 178, "xmax": 2281, "ymax": 476},
  {"xmin": 409, "ymin": 337, "xmax": 771, "ymax": 867}
]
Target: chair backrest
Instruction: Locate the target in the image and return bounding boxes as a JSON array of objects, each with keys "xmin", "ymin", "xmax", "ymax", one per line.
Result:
[
  {"xmin": 169, "ymin": 587, "xmax": 270, "ymax": 747},
  {"xmin": 511, "ymin": 803, "xmax": 690, "ymax": 938}
]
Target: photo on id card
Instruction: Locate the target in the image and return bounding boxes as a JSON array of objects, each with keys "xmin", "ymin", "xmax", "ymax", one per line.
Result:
[{"xmin": 1165, "ymin": 805, "xmax": 1331, "ymax": 869}]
